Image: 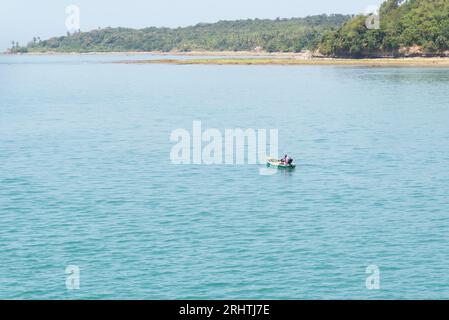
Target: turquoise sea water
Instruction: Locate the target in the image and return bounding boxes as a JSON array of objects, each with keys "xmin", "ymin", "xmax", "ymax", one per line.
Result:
[{"xmin": 1, "ymin": 54, "xmax": 449, "ymax": 299}]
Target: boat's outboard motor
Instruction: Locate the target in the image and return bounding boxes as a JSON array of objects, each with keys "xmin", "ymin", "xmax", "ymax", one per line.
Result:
[{"xmin": 288, "ymin": 158, "xmax": 293, "ymax": 165}]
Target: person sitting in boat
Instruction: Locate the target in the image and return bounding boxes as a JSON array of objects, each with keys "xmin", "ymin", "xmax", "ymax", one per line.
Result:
[
  {"xmin": 280, "ymin": 154, "xmax": 290, "ymax": 164},
  {"xmin": 280, "ymin": 154, "xmax": 294, "ymax": 165}
]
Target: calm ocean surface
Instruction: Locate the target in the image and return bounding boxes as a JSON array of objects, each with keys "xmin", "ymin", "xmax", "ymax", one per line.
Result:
[{"xmin": 1, "ymin": 54, "xmax": 449, "ymax": 299}]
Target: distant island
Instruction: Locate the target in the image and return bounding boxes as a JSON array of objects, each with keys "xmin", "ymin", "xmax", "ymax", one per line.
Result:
[{"xmin": 8, "ymin": 0, "xmax": 449, "ymax": 58}]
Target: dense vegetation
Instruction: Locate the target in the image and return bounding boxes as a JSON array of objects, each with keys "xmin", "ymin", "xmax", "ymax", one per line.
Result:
[
  {"xmin": 319, "ymin": 0, "xmax": 449, "ymax": 57},
  {"xmin": 12, "ymin": 15, "xmax": 350, "ymax": 53},
  {"xmin": 10, "ymin": 0, "xmax": 449, "ymax": 57}
]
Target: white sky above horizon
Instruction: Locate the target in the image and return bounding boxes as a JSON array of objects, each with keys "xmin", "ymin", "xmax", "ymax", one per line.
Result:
[{"xmin": 0, "ymin": 0, "xmax": 384, "ymax": 51}]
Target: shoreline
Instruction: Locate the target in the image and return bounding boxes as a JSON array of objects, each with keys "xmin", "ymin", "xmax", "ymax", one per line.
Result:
[
  {"xmin": 119, "ymin": 57, "xmax": 449, "ymax": 67},
  {"xmin": 3, "ymin": 51, "xmax": 449, "ymax": 67},
  {"xmin": 1, "ymin": 50, "xmax": 304, "ymax": 58}
]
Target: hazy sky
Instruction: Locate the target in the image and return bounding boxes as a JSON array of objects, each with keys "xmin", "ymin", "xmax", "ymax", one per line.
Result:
[{"xmin": 1, "ymin": 0, "xmax": 384, "ymax": 51}]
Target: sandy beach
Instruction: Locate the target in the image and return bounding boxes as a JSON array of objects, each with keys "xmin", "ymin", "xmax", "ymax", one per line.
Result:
[{"xmin": 3, "ymin": 50, "xmax": 303, "ymax": 58}]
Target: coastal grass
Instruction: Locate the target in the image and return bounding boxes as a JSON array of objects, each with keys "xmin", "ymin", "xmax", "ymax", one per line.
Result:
[{"xmin": 121, "ymin": 57, "xmax": 449, "ymax": 67}]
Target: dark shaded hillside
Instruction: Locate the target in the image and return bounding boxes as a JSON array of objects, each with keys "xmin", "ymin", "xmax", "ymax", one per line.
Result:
[
  {"xmin": 13, "ymin": 14, "xmax": 350, "ymax": 53},
  {"xmin": 319, "ymin": 0, "xmax": 449, "ymax": 57}
]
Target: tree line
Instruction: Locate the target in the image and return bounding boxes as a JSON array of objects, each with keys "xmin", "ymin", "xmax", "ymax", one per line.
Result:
[
  {"xmin": 319, "ymin": 0, "xmax": 449, "ymax": 57},
  {"xmin": 11, "ymin": 0, "xmax": 449, "ymax": 58},
  {"xmin": 12, "ymin": 15, "xmax": 349, "ymax": 53}
]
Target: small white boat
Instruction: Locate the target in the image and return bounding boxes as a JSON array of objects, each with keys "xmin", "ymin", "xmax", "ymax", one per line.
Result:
[{"xmin": 266, "ymin": 157, "xmax": 296, "ymax": 169}]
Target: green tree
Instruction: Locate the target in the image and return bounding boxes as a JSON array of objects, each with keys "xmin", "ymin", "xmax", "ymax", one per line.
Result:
[{"xmin": 318, "ymin": 0, "xmax": 449, "ymax": 57}]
